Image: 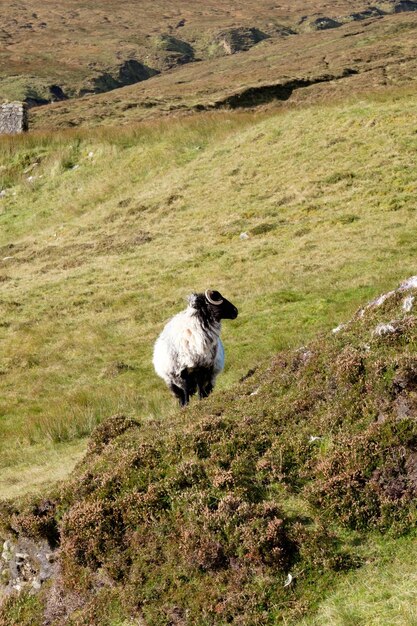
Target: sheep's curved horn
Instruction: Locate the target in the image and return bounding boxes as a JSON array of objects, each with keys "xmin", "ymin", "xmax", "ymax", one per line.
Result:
[{"xmin": 205, "ymin": 290, "xmax": 223, "ymax": 305}]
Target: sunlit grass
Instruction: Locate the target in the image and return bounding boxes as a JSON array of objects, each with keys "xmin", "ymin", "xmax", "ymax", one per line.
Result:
[
  {"xmin": 0, "ymin": 95, "xmax": 417, "ymax": 493},
  {"xmin": 0, "ymin": 439, "xmax": 86, "ymax": 500},
  {"xmin": 298, "ymin": 535, "xmax": 417, "ymax": 626}
]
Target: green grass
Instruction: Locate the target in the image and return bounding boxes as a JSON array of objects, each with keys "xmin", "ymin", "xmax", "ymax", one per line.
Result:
[
  {"xmin": 299, "ymin": 535, "xmax": 417, "ymax": 626},
  {"xmin": 1, "ymin": 94, "xmax": 417, "ymax": 498},
  {"xmin": 0, "ymin": 439, "xmax": 86, "ymax": 500},
  {"xmin": 0, "ymin": 76, "xmax": 54, "ymax": 104},
  {"xmin": 0, "ymin": 89, "xmax": 417, "ymax": 626}
]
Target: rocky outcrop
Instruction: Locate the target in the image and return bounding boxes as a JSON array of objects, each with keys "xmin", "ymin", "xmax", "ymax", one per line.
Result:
[
  {"xmin": 197, "ymin": 68, "xmax": 358, "ymax": 110},
  {"xmin": 0, "ymin": 537, "xmax": 56, "ymax": 601},
  {"xmin": 213, "ymin": 27, "xmax": 269, "ymax": 55},
  {"xmin": 79, "ymin": 59, "xmax": 159, "ymax": 96},
  {"xmin": 305, "ymin": 17, "xmax": 342, "ymax": 30},
  {"xmin": 347, "ymin": 7, "xmax": 385, "ymax": 20},
  {"xmin": 48, "ymin": 85, "xmax": 67, "ymax": 102},
  {"xmin": 25, "ymin": 85, "xmax": 68, "ymax": 107},
  {"xmin": 302, "ymin": 2, "xmax": 417, "ymax": 32},
  {"xmin": 392, "ymin": 0, "xmax": 417, "ymax": 11},
  {"xmin": 151, "ymin": 34, "xmax": 195, "ymax": 68}
]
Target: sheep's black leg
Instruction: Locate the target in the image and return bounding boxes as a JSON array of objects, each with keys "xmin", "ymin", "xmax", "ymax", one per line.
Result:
[
  {"xmin": 180, "ymin": 369, "xmax": 191, "ymax": 406},
  {"xmin": 180, "ymin": 369, "xmax": 198, "ymax": 406},
  {"xmin": 199, "ymin": 381, "xmax": 213, "ymax": 399},
  {"xmin": 197, "ymin": 368, "xmax": 214, "ymax": 400},
  {"xmin": 170, "ymin": 383, "xmax": 186, "ymax": 407}
]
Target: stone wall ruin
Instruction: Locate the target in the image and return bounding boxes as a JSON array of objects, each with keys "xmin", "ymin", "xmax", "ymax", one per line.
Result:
[{"xmin": 0, "ymin": 102, "xmax": 28, "ymax": 135}]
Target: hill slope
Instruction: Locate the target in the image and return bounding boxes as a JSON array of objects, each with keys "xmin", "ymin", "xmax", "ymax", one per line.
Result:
[
  {"xmin": 0, "ymin": 274, "xmax": 416, "ymax": 624},
  {"xmin": 30, "ymin": 9, "xmax": 417, "ymax": 129},
  {"xmin": 2, "ymin": 0, "xmax": 414, "ymax": 103},
  {"xmin": 1, "ymin": 93, "xmax": 417, "ymax": 497},
  {"xmin": 3, "ymin": 1, "xmax": 417, "ymax": 127}
]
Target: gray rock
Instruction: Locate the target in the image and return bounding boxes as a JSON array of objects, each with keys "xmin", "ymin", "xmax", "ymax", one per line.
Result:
[
  {"xmin": 0, "ymin": 537, "xmax": 57, "ymax": 599},
  {"xmin": 214, "ymin": 27, "xmax": 269, "ymax": 55},
  {"xmin": 0, "ymin": 102, "xmax": 28, "ymax": 135},
  {"xmin": 373, "ymin": 322, "xmax": 397, "ymax": 336}
]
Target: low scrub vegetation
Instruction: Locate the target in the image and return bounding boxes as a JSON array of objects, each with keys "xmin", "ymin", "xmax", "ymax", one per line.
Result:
[{"xmin": 0, "ymin": 278, "xmax": 416, "ymax": 624}]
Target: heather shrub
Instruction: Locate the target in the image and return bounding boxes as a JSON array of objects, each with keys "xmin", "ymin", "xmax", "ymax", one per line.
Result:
[
  {"xmin": 308, "ymin": 418, "xmax": 417, "ymax": 532},
  {"xmin": 10, "ymin": 498, "xmax": 60, "ymax": 548},
  {"xmin": 87, "ymin": 414, "xmax": 139, "ymax": 455},
  {"xmin": 2, "ymin": 282, "xmax": 416, "ymax": 624}
]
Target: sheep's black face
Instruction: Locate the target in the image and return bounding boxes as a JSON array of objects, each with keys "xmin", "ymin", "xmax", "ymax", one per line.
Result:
[{"xmin": 205, "ymin": 290, "xmax": 238, "ymax": 321}]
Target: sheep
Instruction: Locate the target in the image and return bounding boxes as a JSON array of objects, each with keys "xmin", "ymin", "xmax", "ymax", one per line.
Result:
[{"xmin": 153, "ymin": 289, "xmax": 238, "ymax": 406}]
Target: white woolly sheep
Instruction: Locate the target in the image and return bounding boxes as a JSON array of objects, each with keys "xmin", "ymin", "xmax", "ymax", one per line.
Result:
[{"xmin": 153, "ymin": 290, "xmax": 238, "ymax": 406}]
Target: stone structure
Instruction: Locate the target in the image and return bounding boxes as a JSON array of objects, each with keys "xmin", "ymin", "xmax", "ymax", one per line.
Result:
[{"xmin": 0, "ymin": 102, "xmax": 28, "ymax": 135}]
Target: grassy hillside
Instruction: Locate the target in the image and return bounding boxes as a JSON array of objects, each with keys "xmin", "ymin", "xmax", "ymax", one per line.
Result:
[
  {"xmin": 1, "ymin": 93, "xmax": 417, "ymax": 499},
  {"xmin": 30, "ymin": 9, "xmax": 417, "ymax": 130},
  {"xmin": 1, "ymin": 89, "xmax": 417, "ymax": 624},
  {"xmin": 300, "ymin": 536, "xmax": 417, "ymax": 625},
  {"xmin": 3, "ymin": 1, "xmax": 417, "ymax": 128},
  {"xmin": 1, "ymin": 0, "xmax": 412, "ymax": 104},
  {"xmin": 0, "ymin": 269, "xmax": 416, "ymax": 624}
]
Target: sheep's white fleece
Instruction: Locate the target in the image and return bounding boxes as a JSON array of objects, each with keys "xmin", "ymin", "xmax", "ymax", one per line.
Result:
[{"xmin": 153, "ymin": 305, "xmax": 224, "ymax": 386}]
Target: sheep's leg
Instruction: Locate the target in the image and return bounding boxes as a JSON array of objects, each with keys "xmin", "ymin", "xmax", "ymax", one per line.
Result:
[
  {"xmin": 197, "ymin": 368, "xmax": 214, "ymax": 399},
  {"xmin": 180, "ymin": 369, "xmax": 192, "ymax": 406},
  {"xmin": 170, "ymin": 383, "xmax": 186, "ymax": 407},
  {"xmin": 199, "ymin": 381, "xmax": 213, "ymax": 399},
  {"xmin": 179, "ymin": 369, "xmax": 198, "ymax": 405}
]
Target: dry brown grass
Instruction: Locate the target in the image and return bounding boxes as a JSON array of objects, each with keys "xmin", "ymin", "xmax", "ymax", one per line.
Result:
[
  {"xmin": 27, "ymin": 9, "xmax": 417, "ymax": 129},
  {"xmin": 0, "ymin": 0, "xmax": 386, "ymax": 84},
  {"xmin": 2, "ymin": 0, "xmax": 417, "ymax": 129}
]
